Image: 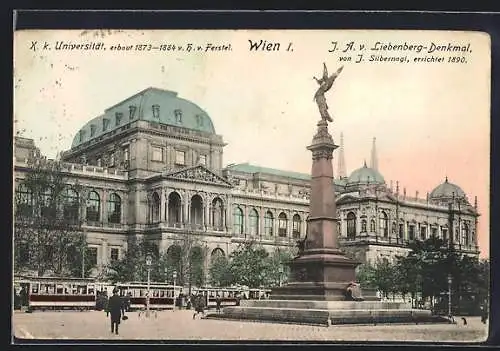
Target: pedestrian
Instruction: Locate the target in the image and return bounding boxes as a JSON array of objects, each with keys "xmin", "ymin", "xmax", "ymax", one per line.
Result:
[
  {"xmin": 19, "ymin": 286, "xmax": 28, "ymax": 310},
  {"xmin": 108, "ymin": 287, "xmax": 123, "ymax": 335},
  {"xmin": 480, "ymin": 304, "xmax": 488, "ymax": 324},
  {"xmin": 192, "ymin": 292, "xmax": 206, "ymax": 320},
  {"xmin": 215, "ymin": 294, "xmax": 222, "ymax": 313}
]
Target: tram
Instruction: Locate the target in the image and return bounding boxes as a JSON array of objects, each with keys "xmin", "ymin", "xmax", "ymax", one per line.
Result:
[
  {"xmin": 191, "ymin": 286, "xmax": 272, "ymax": 308},
  {"xmin": 114, "ymin": 282, "xmax": 182, "ymax": 311},
  {"xmin": 14, "ymin": 275, "xmax": 98, "ymax": 311}
]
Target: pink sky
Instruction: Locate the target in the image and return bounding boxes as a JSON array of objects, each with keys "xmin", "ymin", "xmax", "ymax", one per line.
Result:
[{"xmin": 14, "ymin": 30, "xmax": 490, "ymax": 258}]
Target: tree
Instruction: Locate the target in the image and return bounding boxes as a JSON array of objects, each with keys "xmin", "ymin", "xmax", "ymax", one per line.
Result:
[
  {"xmin": 263, "ymin": 247, "xmax": 294, "ymax": 287},
  {"xmin": 14, "ymin": 158, "xmax": 90, "ymax": 277},
  {"xmin": 208, "ymin": 255, "xmax": 233, "ymax": 287},
  {"xmin": 105, "ymin": 239, "xmax": 161, "ymax": 283},
  {"xmin": 228, "ymin": 240, "xmax": 270, "ymax": 288}
]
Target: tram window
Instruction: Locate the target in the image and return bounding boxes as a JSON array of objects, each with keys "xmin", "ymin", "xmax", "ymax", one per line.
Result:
[
  {"xmin": 31, "ymin": 284, "xmax": 38, "ymax": 294},
  {"xmin": 56, "ymin": 285, "xmax": 63, "ymax": 294},
  {"xmin": 140, "ymin": 290, "xmax": 144, "ymax": 297},
  {"xmin": 88, "ymin": 285, "xmax": 95, "ymax": 294}
]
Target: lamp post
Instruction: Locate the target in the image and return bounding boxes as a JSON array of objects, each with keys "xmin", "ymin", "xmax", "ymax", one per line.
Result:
[
  {"xmin": 173, "ymin": 270, "xmax": 177, "ymax": 311},
  {"xmin": 146, "ymin": 254, "xmax": 152, "ymax": 317},
  {"xmin": 448, "ymin": 274, "xmax": 453, "ymax": 319}
]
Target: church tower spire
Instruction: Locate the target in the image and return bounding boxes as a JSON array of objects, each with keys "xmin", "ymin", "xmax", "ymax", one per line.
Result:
[
  {"xmin": 337, "ymin": 132, "xmax": 347, "ymax": 178},
  {"xmin": 370, "ymin": 137, "xmax": 378, "ymax": 171}
]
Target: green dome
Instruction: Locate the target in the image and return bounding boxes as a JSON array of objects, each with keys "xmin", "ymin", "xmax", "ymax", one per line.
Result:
[
  {"xmin": 430, "ymin": 177, "xmax": 466, "ymax": 199},
  {"xmin": 71, "ymin": 87, "xmax": 215, "ymax": 148},
  {"xmin": 347, "ymin": 162, "xmax": 385, "ymax": 185}
]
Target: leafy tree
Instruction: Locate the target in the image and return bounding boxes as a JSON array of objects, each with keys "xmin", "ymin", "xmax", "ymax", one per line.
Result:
[
  {"xmin": 264, "ymin": 247, "xmax": 294, "ymax": 287},
  {"xmin": 356, "ymin": 264, "xmax": 376, "ymax": 289},
  {"xmin": 371, "ymin": 259, "xmax": 398, "ymax": 299},
  {"xmin": 228, "ymin": 240, "xmax": 270, "ymax": 288},
  {"xmin": 208, "ymin": 255, "xmax": 233, "ymax": 287},
  {"xmin": 14, "ymin": 158, "xmax": 90, "ymax": 277}
]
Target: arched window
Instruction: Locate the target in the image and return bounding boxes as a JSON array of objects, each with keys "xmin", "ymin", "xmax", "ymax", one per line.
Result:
[
  {"xmin": 292, "ymin": 214, "xmax": 301, "ymax": 238},
  {"xmin": 361, "ymin": 219, "xmax": 367, "ymax": 233},
  {"xmin": 211, "ymin": 197, "xmax": 224, "ymax": 230},
  {"xmin": 380, "ymin": 211, "xmax": 388, "ymax": 237},
  {"xmin": 264, "ymin": 211, "xmax": 274, "ymax": 236},
  {"xmin": 370, "ymin": 219, "xmax": 376, "ymax": 232},
  {"xmin": 346, "ymin": 212, "xmax": 356, "ymax": 239},
  {"xmin": 151, "ymin": 192, "xmax": 160, "ymax": 223},
  {"xmin": 392, "ymin": 221, "xmax": 397, "ymax": 235},
  {"xmin": 168, "ymin": 192, "xmax": 182, "ymax": 226},
  {"xmin": 233, "ymin": 207, "xmax": 244, "ymax": 235},
  {"xmin": 86, "ymin": 191, "xmax": 100, "ymax": 222},
  {"xmin": 210, "ymin": 248, "xmax": 225, "ymax": 263},
  {"xmin": 16, "ymin": 183, "xmax": 33, "ymax": 217},
  {"xmin": 107, "ymin": 193, "xmax": 121, "ymax": 224},
  {"xmin": 190, "ymin": 194, "xmax": 203, "ymax": 226},
  {"xmin": 249, "ymin": 208, "xmax": 259, "ymax": 235},
  {"xmin": 278, "ymin": 212, "xmax": 287, "ymax": 237},
  {"xmin": 63, "ymin": 188, "xmax": 79, "ymax": 222}
]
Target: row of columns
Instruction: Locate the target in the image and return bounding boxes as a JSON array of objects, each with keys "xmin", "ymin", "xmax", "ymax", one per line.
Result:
[{"xmin": 148, "ymin": 189, "xmax": 228, "ymax": 231}]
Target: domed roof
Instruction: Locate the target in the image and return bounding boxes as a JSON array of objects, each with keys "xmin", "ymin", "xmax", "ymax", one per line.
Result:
[
  {"xmin": 71, "ymin": 87, "xmax": 216, "ymax": 148},
  {"xmin": 429, "ymin": 177, "xmax": 467, "ymax": 199},
  {"xmin": 347, "ymin": 162, "xmax": 385, "ymax": 185}
]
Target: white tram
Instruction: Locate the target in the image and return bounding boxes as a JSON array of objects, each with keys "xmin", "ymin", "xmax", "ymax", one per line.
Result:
[
  {"xmin": 191, "ymin": 286, "xmax": 272, "ymax": 308},
  {"xmin": 14, "ymin": 276, "xmax": 98, "ymax": 311},
  {"xmin": 115, "ymin": 282, "xmax": 182, "ymax": 311}
]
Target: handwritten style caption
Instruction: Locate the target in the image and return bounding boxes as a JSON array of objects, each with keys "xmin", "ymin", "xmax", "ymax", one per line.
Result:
[{"xmin": 327, "ymin": 40, "xmax": 473, "ymax": 64}]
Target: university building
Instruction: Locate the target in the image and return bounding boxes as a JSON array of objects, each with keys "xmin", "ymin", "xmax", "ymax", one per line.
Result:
[{"xmin": 13, "ymin": 87, "xmax": 480, "ymax": 278}]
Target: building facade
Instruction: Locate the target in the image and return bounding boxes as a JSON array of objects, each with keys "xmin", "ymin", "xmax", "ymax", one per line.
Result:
[{"xmin": 13, "ymin": 87, "xmax": 480, "ymax": 278}]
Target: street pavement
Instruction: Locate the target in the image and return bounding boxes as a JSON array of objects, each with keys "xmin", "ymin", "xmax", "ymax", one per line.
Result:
[{"xmin": 12, "ymin": 309, "xmax": 488, "ymax": 343}]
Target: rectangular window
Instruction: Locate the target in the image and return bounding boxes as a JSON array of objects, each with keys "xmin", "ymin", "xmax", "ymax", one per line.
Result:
[
  {"xmin": 129, "ymin": 105, "xmax": 137, "ymax": 120},
  {"xmin": 420, "ymin": 226, "xmax": 427, "ymax": 240},
  {"xmin": 151, "ymin": 146, "xmax": 163, "ymax": 162},
  {"xmin": 152, "ymin": 105, "xmax": 160, "ymax": 119},
  {"xmin": 175, "ymin": 150, "xmax": 185, "ymax": 165},
  {"xmin": 109, "ymin": 153, "xmax": 115, "ymax": 166},
  {"xmin": 199, "ymin": 154, "xmax": 206, "ymax": 166},
  {"xmin": 90, "ymin": 125, "xmax": 96, "ymax": 137},
  {"xmin": 86, "ymin": 247, "xmax": 98, "ymax": 266},
  {"xmin": 96, "ymin": 158, "xmax": 102, "ymax": 167},
  {"xmin": 174, "ymin": 109, "xmax": 183, "ymax": 123},
  {"xmin": 115, "ymin": 112, "xmax": 123, "ymax": 126},
  {"xmin": 409, "ymin": 225, "xmax": 415, "ymax": 240},
  {"xmin": 431, "ymin": 227, "xmax": 437, "ymax": 237},
  {"xmin": 103, "ymin": 118, "xmax": 110, "ymax": 131},
  {"xmin": 110, "ymin": 248, "xmax": 119, "ymax": 262},
  {"xmin": 442, "ymin": 228, "xmax": 448, "ymax": 241},
  {"xmin": 123, "ymin": 147, "xmax": 130, "ymax": 161}
]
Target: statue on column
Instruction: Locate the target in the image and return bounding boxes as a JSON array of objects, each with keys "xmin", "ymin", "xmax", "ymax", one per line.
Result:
[{"xmin": 313, "ymin": 63, "xmax": 344, "ymax": 123}]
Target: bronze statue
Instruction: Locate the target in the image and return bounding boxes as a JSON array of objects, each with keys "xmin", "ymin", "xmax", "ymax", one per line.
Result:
[{"xmin": 313, "ymin": 63, "xmax": 344, "ymax": 123}]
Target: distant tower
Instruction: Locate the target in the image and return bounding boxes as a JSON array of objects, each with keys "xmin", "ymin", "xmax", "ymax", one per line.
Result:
[
  {"xmin": 337, "ymin": 132, "xmax": 347, "ymax": 178},
  {"xmin": 370, "ymin": 137, "xmax": 378, "ymax": 171}
]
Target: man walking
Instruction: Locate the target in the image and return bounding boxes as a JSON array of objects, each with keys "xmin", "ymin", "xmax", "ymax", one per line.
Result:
[{"xmin": 108, "ymin": 288, "xmax": 123, "ymax": 335}]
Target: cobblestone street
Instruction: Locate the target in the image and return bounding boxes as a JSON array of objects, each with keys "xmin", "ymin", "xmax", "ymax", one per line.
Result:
[{"xmin": 12, "ymin": 309, "xmax": 488, "ymax": 343}]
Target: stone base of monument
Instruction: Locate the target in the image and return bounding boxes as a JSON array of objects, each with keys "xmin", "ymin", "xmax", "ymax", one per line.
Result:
[{"xmin": 206, "ymin": 300, "xmax": 451, "ymax": 326}]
